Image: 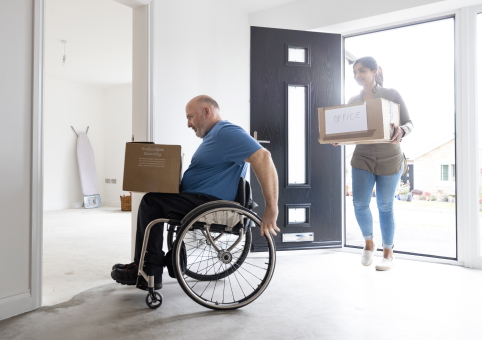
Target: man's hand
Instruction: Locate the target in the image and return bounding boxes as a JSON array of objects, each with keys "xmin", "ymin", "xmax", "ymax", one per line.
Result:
[
  {"xmin": 245, "ymin": 148, "xmax": 280, "ymax": 237},
  {"xmin": 390, "ymin": 123, "xmax": 404, "ymax": 144},
  {"xmin": 260, "ymin": 205, "xmax": 280, "ymax": 237}
]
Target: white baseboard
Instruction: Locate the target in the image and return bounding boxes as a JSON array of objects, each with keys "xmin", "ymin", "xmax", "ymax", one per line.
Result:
[
  {"xmin": 43, "ymin": 202, "xmax": 83, "ymax": 211},
  {"xmin": 0, "ymin": 289, "xmax": 37, "ymax": 321}
]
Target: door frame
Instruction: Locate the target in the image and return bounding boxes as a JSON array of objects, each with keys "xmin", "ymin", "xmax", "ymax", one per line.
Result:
[
  {"xmin": 340, "ymin": 8, "xmax": 482, "ymax": 268},
  {"xmin": 462, "ymin": 4, "xmax": 482, "ymax": 269},
  {"xmin": 28, "ymin": 0, "xmax": 154, "ymax": 314}
]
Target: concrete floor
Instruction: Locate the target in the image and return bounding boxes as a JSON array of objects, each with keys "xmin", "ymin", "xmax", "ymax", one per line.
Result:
[
  {"xmin": 42, "ymin": 207, "xmax": 132, "ymax": 305},
  {"xmin": 1, "ymin": 208, "xmax": 481, "ymax": 339}
]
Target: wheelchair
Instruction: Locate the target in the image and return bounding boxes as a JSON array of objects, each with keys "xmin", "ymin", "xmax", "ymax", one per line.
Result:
[{"xmin": 136, "ymin": 178, "xmax": 277, "ymax": 310}]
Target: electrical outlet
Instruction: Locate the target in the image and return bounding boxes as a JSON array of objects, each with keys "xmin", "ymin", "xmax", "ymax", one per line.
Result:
[
  {"xmin": 105, "ymin": 179, "xmax": 110, "ymax": 183},
  {"xmin": 111, "ymin": 179, "xmax": 117, "ymax": 184}
]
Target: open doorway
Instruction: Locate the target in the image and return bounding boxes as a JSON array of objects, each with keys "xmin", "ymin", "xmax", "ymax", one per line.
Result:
[
  {"xmin": 43, "ymin": 0, "xmax": 133, "ymax": 305},
  {"xmin": 343, "ymin": 18, "xmax": 457, "ymax": 259}
]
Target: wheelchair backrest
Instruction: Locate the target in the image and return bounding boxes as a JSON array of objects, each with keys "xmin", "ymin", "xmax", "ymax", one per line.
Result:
[{"xmin": 234, "ymin": 177, "xmax": 257, "ymax": 210}]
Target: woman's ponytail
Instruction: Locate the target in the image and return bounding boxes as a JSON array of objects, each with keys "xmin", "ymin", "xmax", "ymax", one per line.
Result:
[{"xmin": 375, "ymin": 66, "xmax": 384, "ymax": 87}]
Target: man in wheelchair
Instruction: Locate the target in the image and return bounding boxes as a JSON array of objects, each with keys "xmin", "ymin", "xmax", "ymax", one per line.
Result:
[{"xmin": 111, "ymin": 95, "xmax": 280, "ymax": 290}]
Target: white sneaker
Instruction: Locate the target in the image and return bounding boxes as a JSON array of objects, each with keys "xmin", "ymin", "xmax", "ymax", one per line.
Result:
[
  {"xmin": 361, "ymin": 244, "xmax": 376, "ymax": 266},
  {"xmin": 375, "ymin": 257, "xmax": 394, "ymax": 271}
]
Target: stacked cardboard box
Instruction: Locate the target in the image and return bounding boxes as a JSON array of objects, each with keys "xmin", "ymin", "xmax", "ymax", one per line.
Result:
[{"xmin": 318, "ymin": 98, "xmax": 400, "ymax": 145}]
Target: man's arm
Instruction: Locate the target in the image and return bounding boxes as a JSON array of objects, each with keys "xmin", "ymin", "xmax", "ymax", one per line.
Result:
[{"xmin": 245, "ymin": 148, "xmax": 280, "ymax": 237}]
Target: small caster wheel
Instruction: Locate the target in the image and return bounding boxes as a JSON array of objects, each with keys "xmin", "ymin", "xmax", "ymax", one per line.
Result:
[{"xmin": 146, "ymin": 292, "xmax": 163, "ymax": 309}]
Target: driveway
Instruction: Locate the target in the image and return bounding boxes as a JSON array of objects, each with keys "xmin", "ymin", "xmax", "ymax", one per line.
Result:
[{"xmin": 345, "ymin": 197, "xmax": 460, "ymax": 258}]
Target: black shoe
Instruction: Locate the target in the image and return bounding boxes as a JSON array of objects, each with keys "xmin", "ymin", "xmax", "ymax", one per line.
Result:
[
  {"xmin": 111, "ymin": 263, "xmax": 162, "ymax": 290},
  {"xmin": 112, "ymin": 261, "xmax": 136, "ymax": 271}
]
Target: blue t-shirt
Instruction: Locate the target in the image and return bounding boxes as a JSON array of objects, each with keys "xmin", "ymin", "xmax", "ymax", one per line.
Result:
[{"xmin": 181, "ymin": 120, "xmax": 262, "ymax": 201}]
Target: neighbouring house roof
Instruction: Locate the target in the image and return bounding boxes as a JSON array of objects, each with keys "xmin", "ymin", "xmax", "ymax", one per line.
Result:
[
  {"xmin": 343, "ymin": 135, "xmax": 482, "ymax": 161},
  {"xmin": 345, "ymin": 50, "xmax": 357, "ymax": 65},
  {"xmin": 410, "ymin": 134, "xmax": 454, "ymax": 160},
  {"xmin": 410, "ymin": 134, "xmax": 482, "ymax": 160}
]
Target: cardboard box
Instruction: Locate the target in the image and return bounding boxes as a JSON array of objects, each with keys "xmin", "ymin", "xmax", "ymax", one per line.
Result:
[
  {"xmin": 123, "ymin": 142, "xmax": 182, "ymax": 193},
  {"xmin": 318, "ymin": 98, "xmax": 400, "ymax": 144}
]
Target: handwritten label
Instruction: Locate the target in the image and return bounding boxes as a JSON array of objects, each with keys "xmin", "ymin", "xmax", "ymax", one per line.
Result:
[{"xmin": 325, "ymin": 103, "xmax": 368, "ymax": 134}]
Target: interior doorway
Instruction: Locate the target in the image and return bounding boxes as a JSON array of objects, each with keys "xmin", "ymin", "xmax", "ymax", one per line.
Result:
[
  {"xmin": 42, "ymin": 0, "xmax": 133, "ymax": 305},
  {"xmin": 343, "ymin": 18, "xmax": 457, "ymax": 259}
]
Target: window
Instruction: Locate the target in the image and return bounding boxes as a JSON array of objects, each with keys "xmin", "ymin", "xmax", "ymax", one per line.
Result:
[
  {"xmin": 440, "ymin": 164, "xmax": 455, "ymax": 182},
  {"xmin": 287, "ymin": 84, "xmax": 309, "ymax": 186}
]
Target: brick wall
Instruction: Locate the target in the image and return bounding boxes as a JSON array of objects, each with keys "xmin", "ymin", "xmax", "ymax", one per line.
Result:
[{"xmin": 413, "ymin": 140, "xmax": 455, "ymax": 197}]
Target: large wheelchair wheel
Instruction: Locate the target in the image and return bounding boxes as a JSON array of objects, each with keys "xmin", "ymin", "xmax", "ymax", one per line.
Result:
[
  {"xmin": 167, "ymin": 220, "xmax": 252, "ymax": 281},
  {"xmin": 172, "ymin": 201, "xmax": 276, "ymax": 310}
]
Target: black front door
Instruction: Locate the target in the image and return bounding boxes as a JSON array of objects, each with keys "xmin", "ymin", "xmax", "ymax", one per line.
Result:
[{"xmin": 250, "ymin": 26, "xmax": 343, "ymax": 251}]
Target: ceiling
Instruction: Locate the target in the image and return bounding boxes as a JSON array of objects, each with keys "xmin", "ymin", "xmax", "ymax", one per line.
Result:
[
  {"xmin": 45, "ymin": 0, "xmax": 132, "ymax": 86},
  {"xmin": 45, "ymin": 0, "xmax": 298, "ymax": 86},
  {"xmin": 234, "ymin": 0, "xmax": 298, "ymax": 13}
]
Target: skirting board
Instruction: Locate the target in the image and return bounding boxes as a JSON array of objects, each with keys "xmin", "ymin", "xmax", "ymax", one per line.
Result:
[{"xmin": 0, "ymin": 289, "xmax": 34, "ymax": 321}]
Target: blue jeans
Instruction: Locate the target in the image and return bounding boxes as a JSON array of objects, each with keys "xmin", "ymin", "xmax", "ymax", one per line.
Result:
[{"xmin": 351, "ymin": 166, "xmax": 403, "ymax": 249}]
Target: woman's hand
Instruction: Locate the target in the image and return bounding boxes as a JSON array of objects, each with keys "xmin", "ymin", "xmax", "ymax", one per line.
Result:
[
  {"xmin": 390, "ymin": 123, "xmax": 404, "ymax": 144},
  {"xmin": 332, "ymin": 143, "xmax": 340, "ymax": 147}
]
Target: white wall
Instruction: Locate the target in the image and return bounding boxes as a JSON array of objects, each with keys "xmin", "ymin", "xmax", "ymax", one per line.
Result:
[
  {"xmin": 0, "ymin": 0, "xmax": 36, "ymax": 320},
  {"xmin": 44, "ymin": 78, "xmax": 132, "ymax": 210},
  {"xmin": 44, "ymin": 78, "xmax": 105, "ymax": 209},
  {"xmin": 151, "ymin": 0, "xmax": 250, "ymax": 169},
  {"xmin": 103, "ymin": 83, "xmax": 133, "ymax": 206}
]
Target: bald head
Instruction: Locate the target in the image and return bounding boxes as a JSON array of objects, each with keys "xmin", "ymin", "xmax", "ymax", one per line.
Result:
[{"xmin": 186, "ymin": 95, "xmax": 222, "ymax": 138}]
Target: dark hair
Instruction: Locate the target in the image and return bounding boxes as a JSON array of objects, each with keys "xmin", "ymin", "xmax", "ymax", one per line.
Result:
[{"xmin": 354, "ymin": 56, "xmax": 383, "ymax": 87}]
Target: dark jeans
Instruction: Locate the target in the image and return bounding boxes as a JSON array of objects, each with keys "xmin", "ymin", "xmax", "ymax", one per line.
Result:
[{"xmin": 133, "ymin": 192, "xmax": 219, "ymax": 279}]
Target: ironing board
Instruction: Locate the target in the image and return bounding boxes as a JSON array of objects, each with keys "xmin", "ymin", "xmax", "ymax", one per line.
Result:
[{"xmin": 76, "ymin": 130, "xmax": 102, "ymax": 209}]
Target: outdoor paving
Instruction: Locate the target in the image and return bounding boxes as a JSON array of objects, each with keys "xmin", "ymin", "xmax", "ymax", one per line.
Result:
[{"xmin": 345, "ymin": 197, "xmax": 464, "ymax": 258}]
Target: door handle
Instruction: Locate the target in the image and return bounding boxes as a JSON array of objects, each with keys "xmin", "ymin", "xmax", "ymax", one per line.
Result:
[{"xmin": 253, "ymin": 131, "xmax": 270, "ymax": 144}]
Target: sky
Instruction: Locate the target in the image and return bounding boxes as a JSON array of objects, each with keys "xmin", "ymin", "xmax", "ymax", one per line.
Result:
[{"xmin": 344, "ymin": 18, "xmax": 456, "ymax": 160}]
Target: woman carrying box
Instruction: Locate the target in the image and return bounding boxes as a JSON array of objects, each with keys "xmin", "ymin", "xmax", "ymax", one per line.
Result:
[{"xmin": 336, "ymin": 56, "xmax": 413, "ymax": 270}]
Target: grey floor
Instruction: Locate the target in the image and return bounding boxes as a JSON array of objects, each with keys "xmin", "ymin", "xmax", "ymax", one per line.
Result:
[{"xmin": 1, "ymin": 208, "xmax": 481, "ymax": 340}]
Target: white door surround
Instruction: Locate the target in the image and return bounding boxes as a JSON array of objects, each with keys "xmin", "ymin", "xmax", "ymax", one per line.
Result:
[{"xmin": 0, "ymin": 0, "xmax": 153, "ymax": 321}]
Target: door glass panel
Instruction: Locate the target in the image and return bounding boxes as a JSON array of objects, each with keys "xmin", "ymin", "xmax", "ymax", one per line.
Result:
[
  {"xmin": 344, "ymin": 18, "xmax": 456, "ymax": 258},
  {"xmin": 288, "ymin": 48, "xmax": 306, "ymax": 63},
  {"xmin": 288, "ymin": 85, "xmax": 307, "ymax": 184},
  {"xmin": 288, "ymin": 208, "xmax": 308, "ymax": 223}
]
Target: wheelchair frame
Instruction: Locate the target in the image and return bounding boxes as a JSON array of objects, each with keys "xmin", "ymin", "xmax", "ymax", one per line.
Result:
[{"xmin": 137, "ymin": 200, "xmax": 276, "ymax": 310}]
